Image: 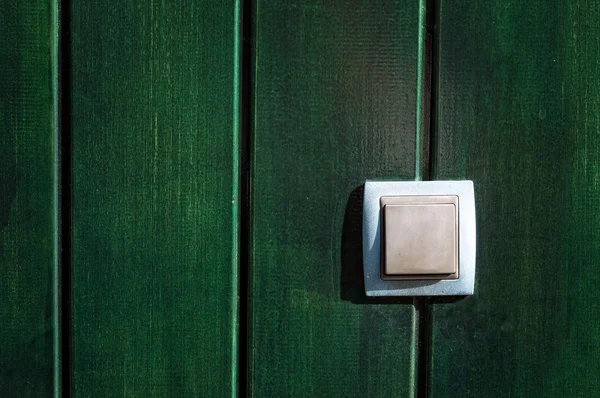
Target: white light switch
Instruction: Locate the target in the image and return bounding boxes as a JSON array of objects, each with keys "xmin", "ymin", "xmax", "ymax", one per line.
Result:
[{"xmin": 362, "ymin": 181, "xmax": 476, "ymax": 296}]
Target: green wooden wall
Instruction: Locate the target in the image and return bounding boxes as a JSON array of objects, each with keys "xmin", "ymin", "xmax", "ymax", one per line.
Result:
[
  {"xmin": 2, "ymin": 0, "xmax": 600, "ymax": 396},
  {"xmin": 430, "ymin": 0, "xmax": 600, "ymax": 396},
  {"xmin": 70, "ymin": 1, "xmax": 240, "ymax": 396},
  {"xmin": 0, "ymin": 0, "xmax": 58, "ymax": 396}
]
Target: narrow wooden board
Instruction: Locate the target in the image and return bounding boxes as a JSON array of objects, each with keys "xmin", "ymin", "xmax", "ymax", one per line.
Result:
[
  {"xmin": 430, "ymin": 1, "xmax": 600, "ymax": 396},
  {"xmin": 70, "ymin": 2, "xmax": 240, "ymax": 396},
  {"xmin": 0, "ymin": 1, "xmax": 58, "ymax": 396},
  {"xmin": 249, "ymin": 1, "xmax": 424, "ymax": 396}
]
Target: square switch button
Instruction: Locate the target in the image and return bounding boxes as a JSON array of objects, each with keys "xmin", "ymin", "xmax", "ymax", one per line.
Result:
[{"xmin": 380, "ymin": 196, "xmax": 458, "ymax": 280}]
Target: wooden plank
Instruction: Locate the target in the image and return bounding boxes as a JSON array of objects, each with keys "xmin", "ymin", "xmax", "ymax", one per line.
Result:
[
  {"xmin": 70, "ymin": 2, "xmax": 240, "ymax": 396},
  {"xmin": 430, "ymin": 1, "xmax": 600, "ymax": 396},
  {"xmin": 249, "ymin": 1, "xmax": 424, "ymax": 396},
  {"xmin": 0, "ymin": 1, "xmax": 58, "ymax": 396}
]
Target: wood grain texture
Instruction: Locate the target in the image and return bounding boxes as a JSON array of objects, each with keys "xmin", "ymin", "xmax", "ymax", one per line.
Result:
[
  {"xmin": 249, "ymin": 1, "xmax": 423, "ymax": 396},
  {"xmin": 70, "ymin": 2, "xmax": 240, "ymax": 396},
  {"xmin": 0, "ymin": 1, "xmax": 58, "ymax": 396},
  {"xmin": 430, "ymin": 1, "xmax": 600, "ymax": 396}
]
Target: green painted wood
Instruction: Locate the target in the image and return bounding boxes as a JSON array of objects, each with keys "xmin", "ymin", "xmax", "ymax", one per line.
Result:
[
  {"xmin": 0, "ymin": 1, "xmax": 58, "ymax": 396},
  {"xmin": 249, "ymin": 1, "xmax": 425, "ymax": 396},
  {"xmin": 430, "ymin": 1, "xmax": 600, "ymax": 396},
  {"xmin": 70, "ymin": 2, "xmax": 240, "ymax": 396}
]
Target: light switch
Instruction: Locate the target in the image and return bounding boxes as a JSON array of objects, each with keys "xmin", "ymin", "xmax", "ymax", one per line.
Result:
[
  {"xmin": 362, "ymin": 181, "xmax": 476, "ymax": 296},
  {"xmin": 380, "ymin": 196, "xmax": 458, "ymax": 280}
]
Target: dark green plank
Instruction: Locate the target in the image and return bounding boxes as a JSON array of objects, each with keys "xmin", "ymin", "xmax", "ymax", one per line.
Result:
[
  {"xmin": 0, "ymin": 0, "xmax": 58, "ymax": 396},
  {"xmin": 430, "ymin": 1, "xmax": 600, "ymax": 396},
  {"xmin": 250, "ymin": 1, "xmax": 424, "ymax": 396},
  {"xmin": 71, "ymin": 2, "xmax": 240, "ymax": 396}
]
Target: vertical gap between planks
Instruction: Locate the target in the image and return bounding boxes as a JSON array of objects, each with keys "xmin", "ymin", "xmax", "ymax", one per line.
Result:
[
  {"xmin": 58, "ymin": 0, "xmax": 73, "ymax": 395},
  {"xmin": 232, "ymin": 0, "xmax": 242, "ymax": 396},
  {"xmin": 427, "ymin": 0, "xmax": 439, "ymax": 183},
  {"xmin": 414, "ymin": 297, "xmax": 431, "ymax": 398},
  {"xmin": 238, "ymin": 0, "xmax": 254, "ymax": 395}
]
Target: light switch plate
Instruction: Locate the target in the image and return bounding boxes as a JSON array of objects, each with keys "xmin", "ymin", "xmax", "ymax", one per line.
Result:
[{"xmin": 363, "ymin": 180, "xmax": 476, "ymax": 296}]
